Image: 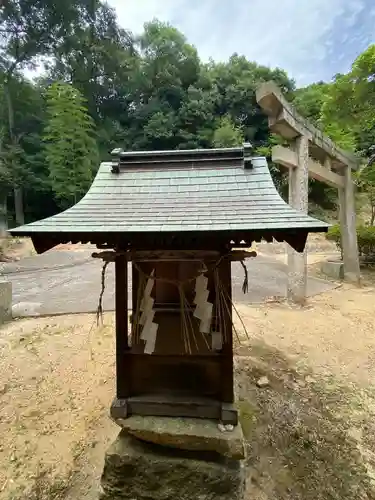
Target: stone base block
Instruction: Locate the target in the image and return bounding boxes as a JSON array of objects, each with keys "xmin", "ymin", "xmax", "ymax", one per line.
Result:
[
  {"xmin": 321, "ymin": 260, "xmax": 344, "ymax": 280},
  {"xmin": 0, "ymin": 281, "xmax": 12, "ymax": 324},
  {"xmin": 100, "ymin": 431, "xmax": 246, "ymax": 500},
  {"xmin": 115, "ymin": 415, "xmax": 245, "ymax": 460}
]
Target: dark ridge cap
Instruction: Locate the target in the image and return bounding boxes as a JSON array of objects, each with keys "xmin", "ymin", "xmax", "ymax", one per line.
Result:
[
  {"xmin": 111, "ymin": 146, "xmax": 245, "ymax": 165},
  {"xmin": 110, "ymin": 146, "xmax": 253, "ymax": 173},
  {"xmin": 112, "ymin": 146, "xmax": 244, "ymax": 158},
  {"xmin": 114, "ymin": 157, "xmax": 245, "ymax": 171}
]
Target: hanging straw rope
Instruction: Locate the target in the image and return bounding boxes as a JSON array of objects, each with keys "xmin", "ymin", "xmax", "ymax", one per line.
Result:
[
  {"xmin": 181, "ymin": 285, "xmax": 208, "ymax": 351},
  {"xmin": 217, "ymin": 275, "xmax": 250, "ymax": 342},
  {"xmin": 96, "ymin": 261, "xmax": 109, "ymax": 326},
  {"xmin": 240, "ymin": 260, "xmax": 249, "ymax": 294},
  {"xmin": 95, "ymin": 254, "xmax": 250, "ymax": 353}
]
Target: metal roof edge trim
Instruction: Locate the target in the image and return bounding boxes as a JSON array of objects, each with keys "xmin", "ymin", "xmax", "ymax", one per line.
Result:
[
  {"xmin": 9, "ymin": 224, "xmax": 329, "ymax": 237},
  {"xmin": 112, "ymin": 146, "xmax": 245, "ymax": 158}
]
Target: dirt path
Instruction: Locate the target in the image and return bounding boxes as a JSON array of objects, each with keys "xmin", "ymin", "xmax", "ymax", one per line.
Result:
[
  {"xmin": 236, "ymin": 283, "xmax": 375, "ymax": 388},
  {"xmin": 0, "ymin": 314, "xmax": 117, "ymax": 499},
  {"xmin": 1, "ymin": 282, "xmax": 375, "ymax": 499}
]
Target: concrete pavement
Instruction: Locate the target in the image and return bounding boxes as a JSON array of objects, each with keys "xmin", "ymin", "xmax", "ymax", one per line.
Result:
[{"xmin": 0, "ymin": 249, "xmax": 336, "ymax": 318}]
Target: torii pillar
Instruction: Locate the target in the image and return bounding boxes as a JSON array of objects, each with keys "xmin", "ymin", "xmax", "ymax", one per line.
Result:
[
  {"xmin": 338, "ymin": 166, "xmax": 360, "ymax": 283},
  {"xmin": 256, "ymin": 82, "xmax": 360, "ymax": 303},
  {"xmin": 287, "ymin": 136, "xmax": 309, "ymax": 303}
]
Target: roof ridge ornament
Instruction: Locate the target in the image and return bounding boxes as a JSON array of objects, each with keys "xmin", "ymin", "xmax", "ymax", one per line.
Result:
[
  {"xmin": 243, "ymin": 142, "xmax": 253, "ymax": 169},
  {"xmin": 111, "ymin": 148, "xmax": 124, "ymax": 174}
]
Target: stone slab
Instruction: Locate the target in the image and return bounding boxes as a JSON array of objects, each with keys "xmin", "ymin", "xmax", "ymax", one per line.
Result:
[
  {"xmin": 321, "ymin": 260, "xmax": 344, "ymax": 280},
  {"xmin": 115, "ymin": 415, "xmax": 245, "ymax": 460},
  {"xmin": 0, "ymin": 281, "xmax": 12, "ymax": 324},
  {"xmin": 100, "ymin": 432, "xmax": 246, "ymax": 500},
  {"xmin": 12, "ymin": 301, "xmax": 42, "ymax": 318}
]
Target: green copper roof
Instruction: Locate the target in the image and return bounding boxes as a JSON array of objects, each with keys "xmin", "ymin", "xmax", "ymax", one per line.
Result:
[{"xmin": 10, "ymin": 147, "xmax": 328, "ymax": 235}]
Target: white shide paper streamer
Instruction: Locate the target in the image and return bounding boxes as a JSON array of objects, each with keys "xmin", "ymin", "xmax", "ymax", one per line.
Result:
[
  {"xmin": 194, "ymin": 274, "xmax": 213, "ymax": 337},
  {"xmin": 139, "ymin": 269, "xmax": 158, "ymax": 354}
]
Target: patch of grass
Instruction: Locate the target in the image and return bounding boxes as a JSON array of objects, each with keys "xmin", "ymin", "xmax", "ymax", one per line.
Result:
[
  {"xmin": 238, "ymin": 400, "xmax": 257, "ymax": 439},
  {"xmin": 308, "ymin": 204, "xmax": 337, "ymax": 223},
  {"xmin": 71, "ymin": 440, "xmax": 87, "ymax": 464},
  {"xmin": 11, "ymin": 331, "xmax": 44, "ymax": 349},
  {"xmin": 7, "ymin": 467, "xmax": 73, "ymax": 500},
  {"xmin": 28, "ymin": 473, "xmax": 72, "ymax": 500},
  {"xmin": 358, "ymin": 267, "xmax": 375, "ymax": 285}
]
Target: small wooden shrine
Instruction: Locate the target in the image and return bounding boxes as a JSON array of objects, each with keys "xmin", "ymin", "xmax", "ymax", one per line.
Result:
[{"xmin": 10, "ymin": 145, "xmax": 328, "ymax": 425}]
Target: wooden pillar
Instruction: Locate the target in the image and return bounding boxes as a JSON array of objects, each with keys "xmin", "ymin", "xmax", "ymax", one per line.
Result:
[
  {"xmin": 115, "ymin": 255, "xmax": 129, "ymax": 398},
  {"xmin": 219, "ymin": 255, "xmax": 234, "ymax": 404},
  {"xmin": 218, "ymin": 255, "xmax": 238, "ymax": 425},
  {"xmin": 131, "ymin": 262, "xmax": 139, "ymax": 346},
  {"xmin": 287, "ymin": 135, "xmax": 309, "ymax": 304},
  {"xmin": 338, "ymin": 166, "xmax": 360, "ymax": 283}
]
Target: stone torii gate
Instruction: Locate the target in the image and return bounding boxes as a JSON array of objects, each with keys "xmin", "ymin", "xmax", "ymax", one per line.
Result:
[{"xmin": 256, "ymin": 81, "xmax": 360, "ymax": 303}]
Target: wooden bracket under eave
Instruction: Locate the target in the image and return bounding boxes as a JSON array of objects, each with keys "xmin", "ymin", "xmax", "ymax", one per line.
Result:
[
  {"xmin": 283, "ymin": 232, "xmax": 309, "ymax": 253},
  {"xmin": 31, "ymin": 236, "xmax": 58, "ymax": 254},
  {"xmin": 91, "ymin": 249, "xmax": 258, "ymax": 263}
]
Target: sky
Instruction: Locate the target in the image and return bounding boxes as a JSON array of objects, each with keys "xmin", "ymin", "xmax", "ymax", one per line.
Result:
[{"xmin": 107, "ymin": 0, "xmax": 375, "ymax": 87}]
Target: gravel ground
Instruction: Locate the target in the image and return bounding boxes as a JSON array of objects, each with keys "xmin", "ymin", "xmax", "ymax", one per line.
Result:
[{"xmin": 1, "ymin": 281, "xmax": 375, "ymax": 499}]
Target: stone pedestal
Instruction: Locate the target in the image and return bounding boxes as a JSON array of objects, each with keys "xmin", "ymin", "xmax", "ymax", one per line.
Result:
[
  {"xmin": 0, "ymin": 281, "xmax": 12, "ymax": 324},
  {"xmin": 100, "ymin": 417, "xmax": 246, "ymax": 500},
  {"xmin": 321, "ymin": 260, "xmax": 344, "ymax": 281}
]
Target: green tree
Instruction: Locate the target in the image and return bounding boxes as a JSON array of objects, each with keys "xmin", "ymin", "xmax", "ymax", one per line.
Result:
[
  {"xmin": 0, "ymin": 72, "xmax": 50, "ymax": 226},
  {"xmin": 43, "ymin": 82, "xmax": 98, "ymax": 208},
  {"xmin": 4, "ymin": 12, "xmax": 372, "ymax": 226},
  {"xmin": 175, "ymin": 85, "xmax": 218, "ymax": 149},
  {"xmin": 125, "ymin": 20, "xmax": 202, "ymax": 151},
  {"xmin": 354, "ymin": 155, "xmax": 375, "ymax": 225},
  {"xmin": 138, "ymin": 20, "xmax": 200, "ymax": 107},
  {"xmin": 212, "ymin": 116, "xmax": 244, "ymax": 147},
  {"xmin": 0, "ymin": 0, "xmax": 100, "ymax": 223},
  {"xmin": 255, "ymin": 133, "xmax": 289, "ymax": 196},
  {"xmin": 318, "ymin": 46, "xmax": 375, "ymax": 153},
  {"xmin": 292, "ymin": 82, "xmax": 329, "ymax": 126},
  {"xmin": 206, "ymin": 55, "xmax": 295, "ymax": 147},
  {"xmin": 0, "ymin": 127, "xmax": 11, "ymax": 235},
  {"xmin": 50, "ymin": 2, "xmax": 136, "ymax": 123},
  {"xmin": 49, "ymin": 2, "xmax": 137, "ymax": 160}
]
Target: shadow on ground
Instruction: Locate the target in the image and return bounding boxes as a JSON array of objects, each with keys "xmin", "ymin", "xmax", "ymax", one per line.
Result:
[{"xmin": 235, "ymin": 342, "xmax": 375, "ymax": 500}]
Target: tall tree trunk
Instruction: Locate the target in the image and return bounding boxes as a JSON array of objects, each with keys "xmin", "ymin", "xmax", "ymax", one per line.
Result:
[
  {"xmin": 12, "ymin": 183, "xmax": 24, "ymax": 227},
  {"xmin": 4, "ymin": 74, "xmax": 25, "ymax": 226},
  {"xmin": 14, "ymin": 187, "xmax": 24, "ymax": 225},
  {"xmin": 0, "ymin": 193, "xmax": 8, "ymax": 238},
  {"xmin": 0, "ymin": 130, "xmax": 8, "ymax": 238},
  {"xmin": 4, "ymin": 76, "xmax": 14, "ymax": 135},
  {"xmin": 87, "ymin": 0, "xmax": 98, "ymax": 117}
]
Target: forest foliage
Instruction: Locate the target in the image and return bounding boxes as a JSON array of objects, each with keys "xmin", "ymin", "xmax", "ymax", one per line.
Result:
[{"xmin": 0, "ymin": 0, "xmax": 374, "ymax": 228}]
